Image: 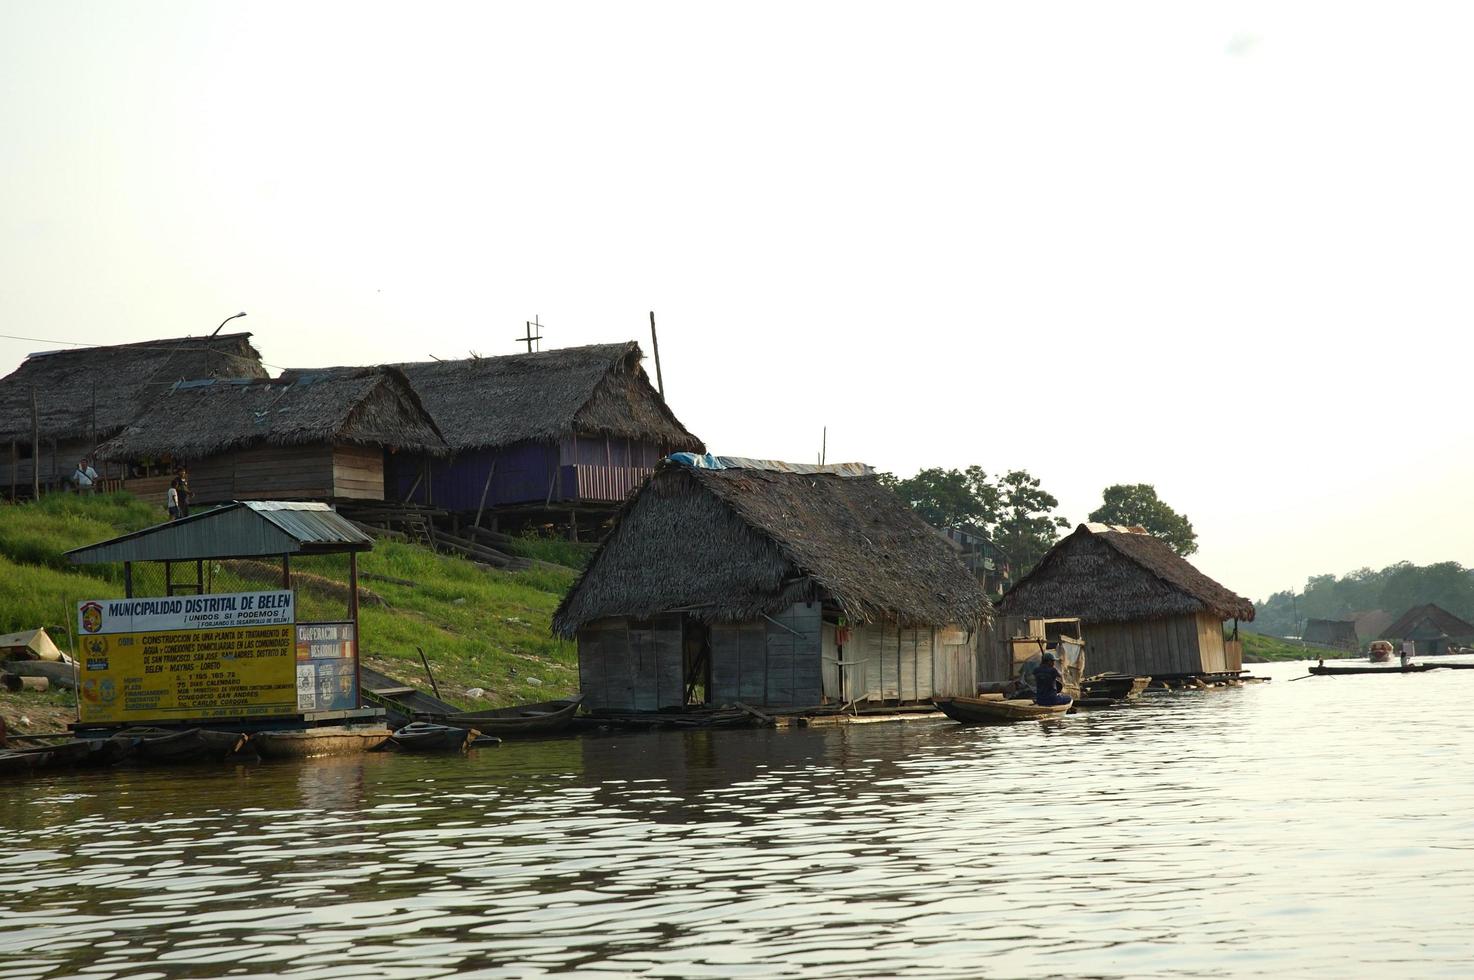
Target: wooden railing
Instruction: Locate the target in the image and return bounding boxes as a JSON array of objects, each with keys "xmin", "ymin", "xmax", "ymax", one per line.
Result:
[{"xmin": 564, "ymin": 464, "xmax": 654, "ymax": 502}]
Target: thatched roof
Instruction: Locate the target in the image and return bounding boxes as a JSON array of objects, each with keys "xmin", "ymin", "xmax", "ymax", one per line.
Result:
[
  {"xmin": 1000, "ymin": 523, "xmax": 1255, "ymax": 624},
  {"xmin": 1302, "ymin": 618, "xmax": 1359, "ymax": 648},
  {"xmin": 95, "ymin": 367, "xmax": 446, "ymax": 460},
  {"xmin": 553, "ymin": 460, "xmax": 988, "ymax": 636},
  {"xmin": 1381, "ymin": 603, "xmax": 1474, "ymax": 640},
  {"xmin": 284, "ymin": 342, "xmax": 703, "ymax": 453},
  {"xmin": 0, "ymin": 333, "xmax": 265, "ymax": 444}
]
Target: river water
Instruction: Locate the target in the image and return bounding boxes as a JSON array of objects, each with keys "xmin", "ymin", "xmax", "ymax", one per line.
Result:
[{"xmin": 2, "ymin": 659, "xmax": 1471, "ymax": 979}]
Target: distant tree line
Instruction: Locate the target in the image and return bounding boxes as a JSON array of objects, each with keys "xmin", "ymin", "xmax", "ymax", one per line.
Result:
[
  {"xmin": 875, "ymin": 467, "xmax": 1198, "ymax": 586},
  {"xmin": 1252, "ymin": 562, "xmax": 1474, "ymax": 637}
]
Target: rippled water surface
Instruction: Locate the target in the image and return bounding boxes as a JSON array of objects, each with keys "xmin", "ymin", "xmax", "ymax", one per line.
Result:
[{"xmin": 4, "ymin": 660, "xmax": 1474, "ymax": 979}]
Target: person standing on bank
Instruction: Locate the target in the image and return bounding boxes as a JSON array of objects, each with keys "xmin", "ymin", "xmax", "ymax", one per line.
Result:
[
  {"xmin": 1033, "ymin": 650, "xmax": 1072, "ymax": 706},
  {"xmin": 166, "ymin": 478, "xmax": 182, "ymax": 520},
  {"xmin": 175, "ymin": 467, "xmax": 193, "ymax": 518},
  {"xmin": 72, "ymin": 458, "xmax": 98, "ymax": 493}
]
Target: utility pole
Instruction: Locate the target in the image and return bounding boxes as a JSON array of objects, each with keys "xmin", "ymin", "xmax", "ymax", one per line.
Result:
[
  {"xmin": 648, "ymin": 311, "xmax": 664, "ymax": 396},
  {"xmin": 30, "ymin": 387, "xmax": 39, "ymax": 500},
  {"xmin": 517, "ymin": 316, "xmax": 544, "ymax": 353}
]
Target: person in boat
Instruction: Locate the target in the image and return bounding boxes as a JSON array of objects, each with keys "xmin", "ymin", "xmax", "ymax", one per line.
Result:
[{"xmin": 1033, "ymin": 650, "xmax": 1071, "ymax": 706}]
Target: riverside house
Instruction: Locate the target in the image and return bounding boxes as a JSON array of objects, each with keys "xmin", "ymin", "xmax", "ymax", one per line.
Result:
[{"xmin": 553, "ymin": 456, "xmax": 989, "ymax": 712}]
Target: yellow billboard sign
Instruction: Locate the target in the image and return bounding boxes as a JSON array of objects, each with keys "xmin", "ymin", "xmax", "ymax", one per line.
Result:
[{"xmin": 76, "ymin": 591, "xmax": 297, "ymax": 725}]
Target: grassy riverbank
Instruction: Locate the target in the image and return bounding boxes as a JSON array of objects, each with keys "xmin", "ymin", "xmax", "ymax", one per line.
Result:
[
  {"xmin": 0, "ymin": 493, "xmax": 582, "ymax": 728},
  {"xmin": 1239, "ymin": 631, "xmax": 1351, "ymax": 662}
]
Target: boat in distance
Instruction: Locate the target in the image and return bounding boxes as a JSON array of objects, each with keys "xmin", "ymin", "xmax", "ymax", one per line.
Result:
[{"xmin": 933, "ymin": 695, "xmax": 1073, "ymax": 724}]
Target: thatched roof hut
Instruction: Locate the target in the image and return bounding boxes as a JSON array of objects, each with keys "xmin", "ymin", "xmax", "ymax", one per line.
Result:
[
  {"xmin": 1002, "ymin": 523, "xmax": 1254, "ymax": 625},
  {"xmin": 554, "ymin": 460, "xmax": 987, "ymax": 637},
  {"xmin": 0, "ymin": 333, "xmax": 265, "ymax": 445},
  {"xmin": 999, "ymin": 523, "xmax": 1253, "ymax": 679},
  {"xmin": 1381, "ymin": 603, "xmax": 1474, "ymax": 648},
  {"xmin": 286, "ymin": 342, "xmax": 702, "ymax": 453},
  {"xmin": 96, "ymin": 368, "xmax": 445, "ymax": 460},
  {"xmin": 1302, "ymin": 618, "xmax": 1359, "ymax": 651}
]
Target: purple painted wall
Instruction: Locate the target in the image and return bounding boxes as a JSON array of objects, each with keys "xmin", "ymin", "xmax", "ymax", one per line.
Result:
[{"xmin": 388, "ymin": 435, "xmax": 664, "ymax": 511}]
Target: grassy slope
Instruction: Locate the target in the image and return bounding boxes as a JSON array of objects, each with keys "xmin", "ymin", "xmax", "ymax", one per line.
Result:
[
  {"xmin": 1238, "ymin": 631, "xmax": 1352, "ymax": 662},
  {"xmin": 0, "ymin": 492, "xmax": 580, "ymax": 714}
]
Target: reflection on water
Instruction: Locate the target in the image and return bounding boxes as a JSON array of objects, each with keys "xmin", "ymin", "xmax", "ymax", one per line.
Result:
[{"xmin": 4, "ymin": 660, "xmax": 1474, "ymax": 978}]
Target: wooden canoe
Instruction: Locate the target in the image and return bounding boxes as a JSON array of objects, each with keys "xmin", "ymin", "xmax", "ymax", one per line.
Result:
[
  {"xmin": 1081, "ymin": 673, "xmax": 1152, "ymax": 701},
  {"xmin": 253, "ymin": 727, "xmax": 391, "ymax": 759},
  {"xmin": 388, "ymin": 722, "xmax": 485, "ymax": 753},
  {"xmin": 442, "ymin": 696, "xmax": 583, "ymax": 738},
  {"xmin": 120, "ymin": 728, "xmax": 249, "ymax": 764},
  {"xmin": 1309, "ymin": 663, "xmax": 1437, "ymax": 675},
  {"xmin": 933, "ymin": 696, "xmax": 1072, "ymax": 724}
]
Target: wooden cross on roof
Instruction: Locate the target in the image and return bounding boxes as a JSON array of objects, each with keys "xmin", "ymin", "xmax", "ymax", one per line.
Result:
[{"xmin": 517, "ymin": 315, "xmax": 543, "ymax": 353}]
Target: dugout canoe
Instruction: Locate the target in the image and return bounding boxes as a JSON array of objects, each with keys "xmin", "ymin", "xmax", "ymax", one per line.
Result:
[
  {"xmin": 1307, "ymin": 663, "xmax": 1453, "ymax": 675},
  {"xmin": 253, "ymin": 726, "xmax": 392, "ymax": 759},
  {"xmin": 442, "ymin": 696, "xmax": 583, "ymax": 738},
  {"xmin": 933, "ymin": 695, "xmax": 1073, "ymax": 724},
  {"xmin": 119, "ymin": 728, "xmax": 250, "ymax": 764},
  {"xmin": 388, "ymin": 722, "xmax": 488, "ymax": 753}
]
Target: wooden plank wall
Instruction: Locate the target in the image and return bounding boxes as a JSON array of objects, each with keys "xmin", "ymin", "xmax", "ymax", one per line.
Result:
[
  {"xmin": 1196, "ymin": 613, "xmax": 1228, "ymax": 673},
  {"xmin": 1081, "ymin": 615, "xmax": 1206, "ymax": 676},
  {"xmin": 577, "ymin": 615, "xmax": 684, "ymax": 710},
  {"xmin": 331, "ymin": 444, "xmax": 385, "ymax": 500},
  {"xmin": 710, "ymin": 604, "xmax": 821, "ymax": 707},
  {"xmin": 934, "ymin": 627, "xmax": 976, "ymax": 697},
  {"xmin": 184, "ymin": 443, "xmax": 343, "ymax": 504}
]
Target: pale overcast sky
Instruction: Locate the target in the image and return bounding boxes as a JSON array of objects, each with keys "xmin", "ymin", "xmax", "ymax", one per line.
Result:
[{"xmin": 2, "ymin": 2, "xmax": 1470, "ymax": 602}]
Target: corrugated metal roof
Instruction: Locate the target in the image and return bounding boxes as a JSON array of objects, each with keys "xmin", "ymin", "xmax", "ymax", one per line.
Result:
[{"xmin": 66, "ymin": 500, "xmax": 373, "ymax": 565}]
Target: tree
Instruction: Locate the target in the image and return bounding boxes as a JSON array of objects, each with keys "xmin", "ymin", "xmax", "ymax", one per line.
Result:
[
  {"xmin": 1087, "ymin": 484, "xmax": 1198, "ymax": 556},
  {"xmin": 992, "ymin": 470, "xmax": 1070, "ymax": 574},
  {"xmin": 877, "ymin": 465, "xmax": 1069, "ymax": 582},
  {"xmin": 875, "ymin": 466, "xmax": 999, "ymax": 533}
]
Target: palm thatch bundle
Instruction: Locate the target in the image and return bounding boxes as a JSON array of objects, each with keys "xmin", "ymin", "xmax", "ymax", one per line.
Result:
[
  {"xmin": 0, "ymin": 333, "xmax": 265, "ymax": 444},
  {"xmin": 95, "ymin": 367, "xmax": 446, "ymax": 460},
  {"xmin": 1001, "ymin": 524, "xmax": 1255, "ymax": 624},
  {"xmin": 284, "ymin": 342, "xmax": 703, "ymax": 453},
  {"xmin": 553, "ymin": 460, "xmax": 988, "ymax": 636},
  {"xmin": 1381, "ymin": 603, "xmax": 1474, "ymax": 640}
]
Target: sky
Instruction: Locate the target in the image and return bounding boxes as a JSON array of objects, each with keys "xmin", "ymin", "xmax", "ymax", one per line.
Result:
[{"xmin": 2, "ymin": 2, "xmax": 1470, "ymax": 603}]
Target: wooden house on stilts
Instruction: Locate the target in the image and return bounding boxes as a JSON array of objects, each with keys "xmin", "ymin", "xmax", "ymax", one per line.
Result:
[
  {"xmin": 553, "ymin": 457, "xmax": 989, "ymax": 712},
  {"xmin": 0, "ymin": 333, "xmax": 266, "ymax": 498},
  {"xmin": 95, "ymin": 369, "xmax": 447, "ymax": 505},
  {"xmin": 1380, "ymin": 603, "xmax": 1474, "ymax": 656},
  {"xmin": 285, "ymin": 342, "xmax": 703, "ymax": 535},
  {"xmin": 999, "ymin": 523, "xmax": 1255, "ymax": 680}
]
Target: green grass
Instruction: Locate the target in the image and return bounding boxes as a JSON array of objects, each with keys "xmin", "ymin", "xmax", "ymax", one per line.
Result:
[
  {"xmin": 1237, "ymin": 631, "xmax": 1350, "ymax": 662},
  {"xmin": 0, "ymin": 492, "xmax": 580, "ymax": 711},
  {"xmin": 501, "ymin": 531, "xmax": 597, "ymax": 570}
]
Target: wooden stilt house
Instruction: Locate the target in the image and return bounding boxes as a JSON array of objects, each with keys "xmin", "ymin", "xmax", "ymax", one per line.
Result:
[
  {"xmin": 999, "ymin": 523, "xmax": 1255, "ymax": 679},
  {"xmin": 283, "ymin": 342, "xmax": 703, "ymax": 532},
  {"xmin": 1381, "ymin": 603, "xmax": 1474, "ymax": 656},
  {"xmin": 94, "ymin": 369, "xmax": 446, "ymax": 505},
  {"xmin": 0, "ymin": 333, "xmax": 265, "ymax": 498},
  {"xmin": 552, "ymin": 457, "xmax": 989, "ymax": 711}
]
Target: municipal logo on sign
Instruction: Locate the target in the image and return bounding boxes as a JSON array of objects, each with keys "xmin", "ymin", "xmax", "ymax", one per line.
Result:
[{"xmin": 80, "ymin": 602, "xmax": 104, "ymax": 634}]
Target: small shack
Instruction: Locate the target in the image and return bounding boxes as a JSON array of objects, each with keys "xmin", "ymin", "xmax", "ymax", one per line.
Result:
[
  {"xmin": 553, "ymin": 457, "xmax": 989, "ymax": 711},
  {"xmin": 999, "ymin": 523, "xmax": 1255, "ymax": 680},
  {"xmin": 1381, "ymin": 603, "xmax": 1474, "ymax": 656},
  {"xmin": 95, "ymin": 369, "xmax": 446, "ymax": 506},
  {"xmin": 284, "ymin": 342, "xmax": 704, "ymax": 535},
  {"xmin": 65, "ymin": 501, "xmax": 381, "ymax": 731},
  {"xmin": 1302, "ymin": 618, "xmax": 1360, "ymax": 654},
  {"xmin": 0, "ymin": 333, "xmax": 266, "ymax": 498}
]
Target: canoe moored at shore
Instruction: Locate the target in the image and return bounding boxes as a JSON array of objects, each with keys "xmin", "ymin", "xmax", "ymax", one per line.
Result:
[
  {"xmin": 388, "ymin": 722, "xmax": 487, "ymax": 753},
  {"xmin": 119, "ymin": 728, "xmax": 251, "ymax": 764},
  {"xmin": 253, "ymin": 726, "xmax": 392, "ymax": 759},
  {"xmin": 442, "ymin": 696, "xmax": 584, "ymax": 738},
  {"xmin": 933, "ymin": 695, "xmax": 1072, "ymax": 724}
]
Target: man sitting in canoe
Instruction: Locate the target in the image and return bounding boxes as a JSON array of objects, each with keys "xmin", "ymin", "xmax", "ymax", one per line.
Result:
[{"xmin": 1033, "ymin": 650, "xmax": 1071, "ymax": 707}]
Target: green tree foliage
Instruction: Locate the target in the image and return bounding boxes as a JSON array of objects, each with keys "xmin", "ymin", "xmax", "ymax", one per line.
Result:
[
  {"xmin": 875, "ymin": 466, "xmax": 1068, "ymax": 578},
  {"xmin": 1087, "ymin": 483, "xmax": 1198, "ymax": 556},
  {"xmin": 875, "ymin": 466, "xmax": 999, "ymax": 532},
  {"xmin": 1250, "ymin": 561, "xmax": 1474, "ymax": 638}
]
